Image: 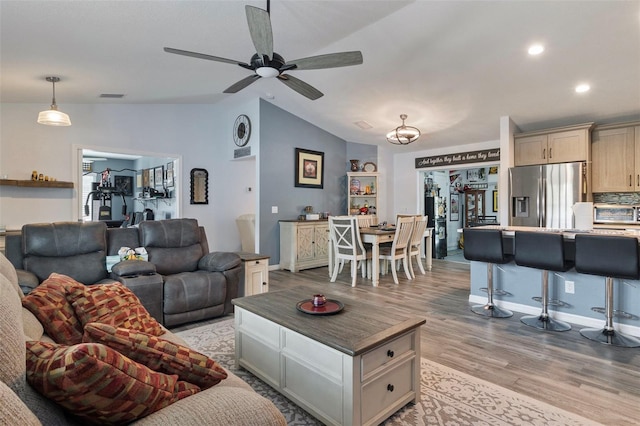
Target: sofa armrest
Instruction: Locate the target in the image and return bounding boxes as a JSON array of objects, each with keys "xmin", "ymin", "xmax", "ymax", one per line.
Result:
[
  {"xmin": 197, "ymin": 252, "xmax": 241, "ymax": 272},
  {"xmin": 16, "ymin": 269, "xmax": 39, "ymax": 295},
  {"xmin": 111, "ymin": 260, "xmax": 156, "ymax": 277},
  {"xmin": 110, "ymin": 264, "xmax": 164, "ymax": 326},
  {"xmin": 131, "ymin": 386, "xmax": 286, "ymax": 426}
]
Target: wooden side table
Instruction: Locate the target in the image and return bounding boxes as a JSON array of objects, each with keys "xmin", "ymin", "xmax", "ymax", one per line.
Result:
[{"xmin": 236, "ymin": 252, "xmax": 270, "ymax": 297}]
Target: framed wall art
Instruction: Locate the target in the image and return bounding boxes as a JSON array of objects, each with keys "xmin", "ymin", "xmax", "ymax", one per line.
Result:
[
  {"xmin": 148, "ymin": 168, "xmax": 155, "ymax": 189},
  {"xmin": 450, "ymin": 194, "xmax": 459, "ymax": 221},
  {"xmin": 114, "ymin": 175, "xmax": 133, "ymax": 196},
  {"xmin": 294, "ymin": 148, "xmax": 324, "ymax": 189},
  {"xmin": 166, "ymin": 161, "xmax": 174, "ymax": 188},
  {"xmin": 190, "ymin": 168, "xmax": 208, "ymax": 204},
  {"xmin": 142, "ymin": 169, "xmax": 150, "ymax": 188},
  {"xmin": 493, "ymin": 190, "xmax": 498, "ymax": 212},
  {"xmin": 154, "ymin": 166, "xmax": 164, "ymax": 190}
]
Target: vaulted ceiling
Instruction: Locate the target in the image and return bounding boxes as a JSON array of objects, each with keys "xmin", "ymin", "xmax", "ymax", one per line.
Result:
[{"xmin": 1, "ymin": 1, "xmax": 638, "ymax": 152}]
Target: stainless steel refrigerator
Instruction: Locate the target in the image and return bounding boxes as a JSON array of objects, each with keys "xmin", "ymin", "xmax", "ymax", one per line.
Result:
[{"xmin": 509, "ymin": 162, "xmax": 587, "ymax": 228}]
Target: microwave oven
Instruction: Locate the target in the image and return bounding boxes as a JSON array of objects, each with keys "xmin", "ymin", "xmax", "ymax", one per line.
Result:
[{"xmin": 593, "ymin": 204, "xmax": 639, "ymax": 224}]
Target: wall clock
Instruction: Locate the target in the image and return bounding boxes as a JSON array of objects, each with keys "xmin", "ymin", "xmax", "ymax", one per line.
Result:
[{"xmin": 233, "ymin": 114, "xmax": 251, "ymax": 147}]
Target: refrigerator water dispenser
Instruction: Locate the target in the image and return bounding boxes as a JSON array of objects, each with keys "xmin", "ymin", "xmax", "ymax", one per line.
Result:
[{"xmin": 513, "ymin": 196, "xmax": 529, "ymax": 218}]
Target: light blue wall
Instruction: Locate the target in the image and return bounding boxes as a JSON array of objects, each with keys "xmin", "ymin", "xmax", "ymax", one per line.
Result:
[
  {"xmin": 258, "ymin": 100, "xmax": 376, "ymax": 265},
  {"xmin": 470, "ymin": 261, "xmax": 640, "ymax": 328}
]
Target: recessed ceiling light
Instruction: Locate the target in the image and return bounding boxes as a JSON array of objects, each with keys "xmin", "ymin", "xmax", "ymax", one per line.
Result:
[
  {"xmin": 575, "ymin": 84, "xmax": 590, "ymax": 93},
  {"xmin": 528, "ymin": 44, "xmax": 544, "ymax": 55}
]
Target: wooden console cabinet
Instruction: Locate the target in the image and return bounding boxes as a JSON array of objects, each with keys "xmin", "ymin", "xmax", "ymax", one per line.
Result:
[{"xmin": 279, "ymin": 220, "xmax": 329, "ymax": 272}]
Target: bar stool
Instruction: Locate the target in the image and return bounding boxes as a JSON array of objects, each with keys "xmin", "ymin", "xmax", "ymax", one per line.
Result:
[
  {"xmin": 574, "ymin": 234, "xmax": 640, "ymax": 347},
  {"xmin": 514, "ymin": 231, "xmax": 572, "ymax": 331},
  {"xmin": 463, "ymin": 228, "xmax": 513, "ymax": 318}
]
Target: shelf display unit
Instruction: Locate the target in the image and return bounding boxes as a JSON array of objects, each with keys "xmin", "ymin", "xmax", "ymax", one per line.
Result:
[
  {"xmin": 348, "ymin": 172, "xmax": 379, "ymax": 216},
  {"xmin": 464, "ymin": 189, "xmax": 485, "ymax": 227}
]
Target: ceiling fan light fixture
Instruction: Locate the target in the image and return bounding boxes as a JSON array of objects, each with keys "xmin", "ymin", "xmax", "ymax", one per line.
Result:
[
  {"xmin": 37, "ymin": 76, "xmax": 71, "ymax": 126},
  {"xmin": 256, "ymin": 67, "xmax": 279, "ymax": 78},
  {"xmin": 386, "ymin": 114, "xmax": 420, "ymax": 145}
]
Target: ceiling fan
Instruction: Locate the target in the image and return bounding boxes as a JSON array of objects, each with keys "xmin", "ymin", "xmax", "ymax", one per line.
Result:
[{"xmin": 163, "ymin": 0, "xmax": 363, "ymax": 100}]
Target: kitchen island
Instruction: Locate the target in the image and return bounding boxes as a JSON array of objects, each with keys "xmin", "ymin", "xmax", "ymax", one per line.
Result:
[{"xmin": 468, "ymin": 226, "xmax": 640, "ymax": 337}]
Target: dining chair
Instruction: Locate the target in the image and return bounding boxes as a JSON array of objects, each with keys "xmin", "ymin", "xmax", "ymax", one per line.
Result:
[
  {"xmin": 378, "ymin": 216, "xmax": 415, "ymax": 284},
  {"xmin": 356, "ymin": 215, "xmax": 378, "ymax": 228},
  {"xmin": 329, "ymin": 216, "xmax": 370, "ymax": 287},
  {"xmin": 407, "ymin": 215, "xmax": 429, "ymax": 278}
]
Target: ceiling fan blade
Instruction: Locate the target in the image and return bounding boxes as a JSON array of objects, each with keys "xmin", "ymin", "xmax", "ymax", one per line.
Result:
[
  {"xmin": 223, "ymin": 75, "xmax": 261, "ymax": 94},
  {"xmin": 285, "ymin": 51, "xmax": 363, "ymax": 71},
  {"xmin": 245, "ymin": 5, "xmax": 273, "ymax": 61},
  {"xmin": 164, "ymin": 47, "xmax": 247, "ymax": 66},
  {"xmin": 277, "ymin": 74, "xmax": 323, "ymax": 100}
]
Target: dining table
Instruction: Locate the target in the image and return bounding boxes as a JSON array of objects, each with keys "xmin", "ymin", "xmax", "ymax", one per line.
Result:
[{"xmin": 328, "ymin": 225, "xmax": 434, "ymax": 287}]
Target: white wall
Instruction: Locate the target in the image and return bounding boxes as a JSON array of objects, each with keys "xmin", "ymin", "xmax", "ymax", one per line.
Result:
[{"xmin": 0, "ymin": 99, "xmax": 259, "ymax": 252}]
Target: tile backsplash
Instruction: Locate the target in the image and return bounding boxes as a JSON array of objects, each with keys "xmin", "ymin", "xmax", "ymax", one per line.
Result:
[{"xmin": 593, "ymin": 193, "xmax": 640, "ymax": 204}]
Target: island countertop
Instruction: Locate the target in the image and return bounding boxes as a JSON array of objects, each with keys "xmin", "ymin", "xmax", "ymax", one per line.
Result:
[{"xmin": 473, "ymin": 225, "xmax": 640, "ymax": 240}]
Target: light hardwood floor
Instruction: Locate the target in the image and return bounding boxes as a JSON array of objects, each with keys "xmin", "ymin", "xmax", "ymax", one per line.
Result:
[{"xmin": 267, "ymin": 259, "xmax": 640, "ymax": 426}]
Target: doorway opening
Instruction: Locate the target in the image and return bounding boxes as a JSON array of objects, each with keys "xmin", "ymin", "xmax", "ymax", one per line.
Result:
[
  {"xmin": 74, "ymin": 145, "xmax": 181, "ymax": 227},
  {"xmin": 421, "ymin": 163, "xmax": 499, "ymax": 264}
]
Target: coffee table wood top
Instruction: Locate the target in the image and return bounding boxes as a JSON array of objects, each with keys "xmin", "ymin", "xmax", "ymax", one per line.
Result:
[{"xmin": 232, "ymin": 286, "xmax": 426, "ymax": 356}]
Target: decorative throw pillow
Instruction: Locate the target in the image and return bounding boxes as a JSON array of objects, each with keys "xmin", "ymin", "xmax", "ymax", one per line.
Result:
[
  {"xmin": 21, "ymin": 273, "xmax": 85, "ymax": 344},
  {"xmin": 69, "ymin": 282, "xmax": 163, "ymax": 336},
  {"xmin": 25, "ymin": 340, "xmax": 200, "ymax": 424},
  {"xmin": 83, "ymin": 323, "xmax": 228, "ymax": 389}
]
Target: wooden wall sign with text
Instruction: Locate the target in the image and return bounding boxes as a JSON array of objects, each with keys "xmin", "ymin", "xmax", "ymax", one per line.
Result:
[{"xmin": 415, "ymin": 148, "xmax": 500, "ymax": 168}]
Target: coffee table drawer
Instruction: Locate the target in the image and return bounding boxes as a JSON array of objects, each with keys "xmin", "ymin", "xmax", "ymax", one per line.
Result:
[
  {"xmin": 361, "ymin": 358, "xmax": 414, "ymax": 424},
  {"xmin": 361, "ymin": 332, "xmax": 414, "ymax": 379}
]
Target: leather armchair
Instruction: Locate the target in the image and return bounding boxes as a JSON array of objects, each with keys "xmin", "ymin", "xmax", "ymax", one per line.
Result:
[
  {"xmin": 17, "ymin": 222, "xmax": 112, "ymax": 293},
  {"xmin": 139, "ymin": 219, "xmax": 241, "ymax": 327}
]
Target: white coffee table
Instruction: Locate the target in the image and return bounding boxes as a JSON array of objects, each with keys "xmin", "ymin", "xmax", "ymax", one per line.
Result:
[{"xmin": 232, "ymin": 287, "xmax": 425, "ymax": 426}]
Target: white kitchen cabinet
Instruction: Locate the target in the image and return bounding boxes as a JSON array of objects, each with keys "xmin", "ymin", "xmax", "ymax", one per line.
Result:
[
  {"xmin": 279, "ymin": 220, "xmax": 329, "ymax": 272},
  {"xmin": 514, "ymin": 123, "xmax": 593, "ymax": 166}
]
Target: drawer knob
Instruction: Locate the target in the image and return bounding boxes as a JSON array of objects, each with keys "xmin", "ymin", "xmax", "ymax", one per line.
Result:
[
  {"xmin": 387, "ymin": 384, "xmax": 394, "ymax": 392},
  {"xmin": 387, "ymin": 350, "xmax": 394, "ymax": 358}
]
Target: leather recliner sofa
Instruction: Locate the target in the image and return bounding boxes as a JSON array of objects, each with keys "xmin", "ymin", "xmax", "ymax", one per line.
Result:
[{"xmin": 6, "ymin": 219, "xmax": 241, "ymax": 328}]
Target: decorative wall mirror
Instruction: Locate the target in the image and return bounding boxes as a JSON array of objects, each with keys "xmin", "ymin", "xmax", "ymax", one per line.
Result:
[{"xmin": 190, "ymin": 168, "xmax": 208, "ymax": 204}]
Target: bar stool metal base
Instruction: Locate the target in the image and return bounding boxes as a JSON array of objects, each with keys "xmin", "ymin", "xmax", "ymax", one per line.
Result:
[
  {"xmin": 521, "ymin": 314, "xmax": 571, "ymax": 331},
  {"xmin": 580, "ymin": 327, "xmax": 640, "ymax": 348},
  {"xmin": 471, "ymin": 303, "xmax": 513, "ymax": 318}
]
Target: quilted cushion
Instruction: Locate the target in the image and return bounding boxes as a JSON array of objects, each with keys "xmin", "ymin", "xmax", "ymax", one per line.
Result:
[
  {"xmin": 83, "ymin": 323, "xmax": 227, "ymax": 389},
  {"xmin": 21, "ymin": 273, "xmax": 85, "ymax": 344},
  {"xmin": 69, "ymin": 282, "xmax": 163, "ymax": 336},
  {"xmin": 25, "ymin": 341, "xmax": 201, "ymax": 425}
]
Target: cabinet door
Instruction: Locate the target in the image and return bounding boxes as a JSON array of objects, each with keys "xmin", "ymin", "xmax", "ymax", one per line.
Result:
[
  {"xmin": 635, "ymin": 126, "xmax": 640, "ymax": 190},
  {"xmin": 313, "ymin": 224, "xmax": 329, "ymax": 260},
  {"xmin": 592, "ymin": 126, "xmax": 635, "ymax": 192},
  {"xmin": 246, "ymin": 260, "xmax": 268, "ymax": 295},
  {"xmin": 514, "ymin": 135, "xmax": 547, "ymax": 166},
  {"xmin": 547, "ymin": 129, "xmax": 588, "ymax": 164},
  {"xmin": 296, "ymin": 225, "xmax": 316, "ymax": 262}
]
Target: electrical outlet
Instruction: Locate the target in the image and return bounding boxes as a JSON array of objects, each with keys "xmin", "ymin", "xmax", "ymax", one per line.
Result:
[
  {"xmin": 271, "ymin": 206, "xmax": 278, "ymax": 214},
  {"xmin": 565, "ymin": 280, "xmax": 575, "ymax": 294}
]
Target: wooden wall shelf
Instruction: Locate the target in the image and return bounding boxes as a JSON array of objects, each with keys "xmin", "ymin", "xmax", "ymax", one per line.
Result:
[{"xmin": 0, "ymin": 179, "xmax": 74, "ymax": 188}]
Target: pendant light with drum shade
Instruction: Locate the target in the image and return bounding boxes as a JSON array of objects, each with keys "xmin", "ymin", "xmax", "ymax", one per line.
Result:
[
  {"xmin": 386, "ymin": 114, "xmax": 420, "ymax": 145},
  {"xmin": 37, "ymin": 76, "xmax": 71, "ymax": 126}
]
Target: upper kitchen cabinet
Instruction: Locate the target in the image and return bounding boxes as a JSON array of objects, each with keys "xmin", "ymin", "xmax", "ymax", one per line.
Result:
[
  {"xmin": 592, "ymin": 122, "xmax": 640, "ymax": 192},
  {"xmin": 514, "ymin": 123, "xmax": 594, "ymax": 166}
]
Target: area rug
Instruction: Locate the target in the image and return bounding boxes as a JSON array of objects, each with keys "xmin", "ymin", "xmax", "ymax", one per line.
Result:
[{"xmin": 175, "ymin": 319, "xmax": 601, "ymax": 426}]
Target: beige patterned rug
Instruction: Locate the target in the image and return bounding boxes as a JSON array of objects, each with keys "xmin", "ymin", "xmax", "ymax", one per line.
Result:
[{"xmin": 175, "ymin": 319, "xmax": 601, "ymax": 426}]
